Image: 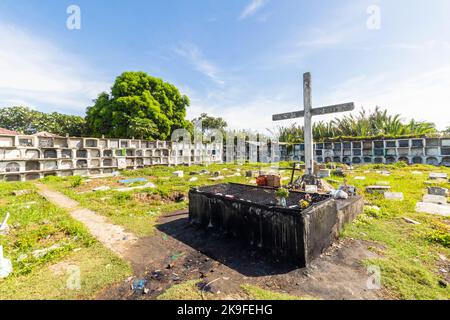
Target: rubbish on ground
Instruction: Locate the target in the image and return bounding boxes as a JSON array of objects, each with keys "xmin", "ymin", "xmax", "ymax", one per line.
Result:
[
  {"xmin": 0, "ymin": 245, "xmax": 13, "ymax": 279},
  {"xmin": 0, "ymin": 212, "xmax": 10, "ymax": 235},
  {"xmin": 93, "ymin": 186, "xmax": 111, "ymax": 192},
  {"xmin": 119, "ymin": 178, "xmax": 147, "ymax": 184},
  {"xmin": 403, "ymin": 217, "xmax": 420, "ymax": 225},
  {"xmin": 130, "ymin": 279, "xmax": 147, "ymax": 293},
  {"xmin": 32, "ymin": 243, "xmax": 62, "ymax": 259},
  {"xmin": 331, "ymin": 189, "xmax": 348, "ymax": 199}
]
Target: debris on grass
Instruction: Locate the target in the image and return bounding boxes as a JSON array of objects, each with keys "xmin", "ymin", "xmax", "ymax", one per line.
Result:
[{"xmin": 402, "ymin": 217, "xmax": 420, "ymax": 225}]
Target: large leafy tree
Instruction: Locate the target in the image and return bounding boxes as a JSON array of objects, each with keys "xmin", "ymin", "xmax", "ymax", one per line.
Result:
[
  {"xmin": 0, "ymin": 106, "xmax": 87, "ymax": 136},
  {"xmin": 86, "ymin": 71, "xmax": 192, "ymax": 140},
  {"xmin": 192, "ymin": 113, "xmax": 228, "ymax": 134}
]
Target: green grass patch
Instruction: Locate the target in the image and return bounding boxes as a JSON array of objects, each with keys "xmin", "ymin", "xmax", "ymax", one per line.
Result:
[{"xmin": 241, "ymin": 284, "xmax": 314, "ymax": 300}]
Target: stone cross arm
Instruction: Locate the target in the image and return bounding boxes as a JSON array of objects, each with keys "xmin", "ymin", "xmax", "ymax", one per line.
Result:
[{"xmin": 272, "ymin": 102, "xmax": 355, "ymax": 121}]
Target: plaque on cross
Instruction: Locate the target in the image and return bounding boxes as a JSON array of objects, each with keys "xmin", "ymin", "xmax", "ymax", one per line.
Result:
[{"xmin": 273, "ymin": 72, "xmax": 355, "ymax": 175}]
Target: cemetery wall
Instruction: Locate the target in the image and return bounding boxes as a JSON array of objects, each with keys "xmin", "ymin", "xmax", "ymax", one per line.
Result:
[
  {"xmin": 0, "ymin": 133, "xmax": 222, "ymax": 181},
  {"xmin": 280, "ymin": 137, "xmax": 450, "ymax": 167}
]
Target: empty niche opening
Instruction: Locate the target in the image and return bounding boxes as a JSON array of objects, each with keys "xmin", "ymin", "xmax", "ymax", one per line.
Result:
[
  {"xmin": 398, "ymin": 157, "xmax": 409, "ymax": 164},
  {"xmin": 6, "ymin": 174, "xmax": 20, "ymax": 182},
  {"xmin": 19, "ymin": 138, "xmax": 33, "ymax": 147},
  {"xmin": 136, "ymin": 150, "xmax": 143, "ymax": 157},
  {"xmin": 103, "ymin": 149, "xmax": 113, "ymax": 157},
  {"xmin": 6, "ymin": 162, "xmax": 20, "ymax": 172},
  {"xmin": 363, "ymin": 157, "xmax": 372, "ymax": 163},
  {"xmin": 44, "ymin": 172, "xmax": 56, "ymax": 177},
  {"xmin": 126, "ymin": 149, "xmax": 134, "ymax": 157},
  {"xmin": 61, "ymin": 149, "xmax": 72, "ymax": 158},
  {"xmin": 89, "ymin": 169, "xmax": 101, "ymax": 175},
  {"xmin": 39, "ymin": 138, "xmax": 53, "ymax": 148},
  {"xmin": 25, "ymin": 161, "xmax": 40, "ymax": 171},
  {"xmin": 76, "ymin": 160, "xmax": 88, "ymax": 168},
  {"xmin": 60, "ymin": 171, "xmax": 73, "ymax": 177},
  {"xmin": 374, "ymin": 157, "xmax": 383, "ymax": 164},
  {"xmin": 44, "ymin": 149, "xmax": 57, "ymax": 159},
  {"xmin": 352, "ymin": 157, "xmax": 361, "ymax": 164},
  {"xmin": 412, "ymin": 156, "xmax": 423, "ymax": 164},
  {"xmin": 316, "ymin": 157, "xmax": 323, "ymax": 163},
  {"xmin": 25, "ymin": 173, "xmax": 40, "ymax": 181},
  {"xmin": 85, "ymin": 139, "xmax": 97, "ymax": 147},
  {"xmin": 25, "ymin": 149, "xmax": 40, "ymax": 159},
  {"xmin": 342, "ymin": 157, "xmax": 350, "ymax": 164},
  {"xmin": 385, "ymin": 156, "xmax": 396, "ymax": 164},
  {"xmin": 145, "ymin": 150, "xmax": 152, "ymax": 157},
  {"xmin": 442, "ymin": 157, "xmax": 450, "ymax": 167},
  {"xmin": 76, "ymin": 150, "xmax": 88, "ymax": 158},
  {"xmin": 324, "ymin": 157, "xmax": 332, "ymax": 163},
  {"xmin": 426, "ymin": 157, "xmax": 439, "ymax": 166},
  {"xmin": 60, "ymin": 160, "xmax": 73, "ymax": 169},
  {"xmin": 103, "ymin": 159, "xmax": 113, "ymax": 167}
]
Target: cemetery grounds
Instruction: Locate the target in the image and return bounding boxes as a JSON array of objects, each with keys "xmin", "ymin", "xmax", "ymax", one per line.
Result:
[{"xmin": 0, "ymin": 162, "xmax": 449, "ymax": 300}]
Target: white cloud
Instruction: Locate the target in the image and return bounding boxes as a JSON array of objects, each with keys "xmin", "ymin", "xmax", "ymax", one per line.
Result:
[
  {"xmin": 0, "ymin": 23, "xmax": 110, "ymax": 114},
  {"xmin": 239, "ymin": 0, "xmax": 268, "ymax": 20},
  {"xmin": 174, "ymin": 43, "xmax": 225, "ymax": 86}
]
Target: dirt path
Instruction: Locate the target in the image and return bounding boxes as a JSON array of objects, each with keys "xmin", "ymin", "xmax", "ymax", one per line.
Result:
[{"xmin": 36, "ymin": 184, "xmax": 138, "ymax": 258}]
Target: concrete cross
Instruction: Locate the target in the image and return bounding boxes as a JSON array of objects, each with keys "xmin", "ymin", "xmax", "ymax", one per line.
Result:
[{"xmin": 273, "ymin": 72, "xmax": 355, "ymax": 175}]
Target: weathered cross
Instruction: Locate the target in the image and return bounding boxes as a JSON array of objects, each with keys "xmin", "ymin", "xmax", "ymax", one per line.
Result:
[{"xmin": 273, "ymin": 72, "xmax": 355, "ymax": 176}]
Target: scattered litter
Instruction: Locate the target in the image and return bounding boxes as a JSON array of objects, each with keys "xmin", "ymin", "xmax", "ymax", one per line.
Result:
[
  {"xmin": 171, "ymin": 251, "xmax": 185, "ymax": 260},
  {"xmin": 402, "ymin": 217, "xmax": 420, "ymax": 225},
  {"xmin": 119, "ymin": 178, "xmax": 147, "ymax": 184},
  {"xmin": 384, "ymin": 192, "xmax": 404, "ymax": 201},
  {"xmin": 32, "ymin": 243, "xmax": 62, "ymax": 259},
  {"xmin": 415, "ymin": 202, "xmax": 450, "ymax": 217},
  {"xmin": 439, "ymin": 268, "xmax": 448, "ymax": 273},
  {"xmin": 0, "ymin": 212, "xmax": 10, "ymax": 235},
  {"xmin": 438, "ymin": 254, "xmax": 448, "ymax": 262},
  {"xmin": 130, "ymin": 279, "xmax": 147, "ymax": 294},
  {"xmin": 423, "ymin": 194, "xmax": 448, "ymax": 205},
  {"xmin": 0, "ymin": 245, "xmax": 12, "ymax": 278},
  {"xmin": 173, "ymin": 171, "xmax": 184, "ymax": 178},
  {"xmin": 93, "ymin": 186, "xmax": 111, "ymax": 192},
  {"xmin": 13, "ymin": 190, "xmax": 32, "ymax": 196}
]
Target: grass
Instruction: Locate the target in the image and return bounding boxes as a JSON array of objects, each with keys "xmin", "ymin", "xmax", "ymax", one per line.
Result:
[
  {"xmin": 335, "ymin": 163, "xmax": 450, "ymax": 300},
  {"xmin": 0, "ymin": 181, "xmax": 131, "ymax": 300},
  {"xmin": 241, "ymin": 284, "xmax": 313, "ymax": 300},
  {"xmin": 156, "ymin": 279, "xmax": 206, "ymax": 300}
]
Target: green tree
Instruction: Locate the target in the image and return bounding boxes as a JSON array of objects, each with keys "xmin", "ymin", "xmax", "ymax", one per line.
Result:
[
  {"xmin": 86, "ymin": 71, "xmax": 191, "ymax": 140},
  {"xmin": 0, "ymin": 106, "xmax": 87, "ymax": 136},
  {"xmin": 192, "ymin": 113, "xmax": 228, "ymax": 134}
]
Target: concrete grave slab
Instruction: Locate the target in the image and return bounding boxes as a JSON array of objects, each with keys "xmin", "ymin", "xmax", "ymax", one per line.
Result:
[
  {"xmin": 429, "ymin": 172, "xmax": 448, "ymax": 180},
  {"xmin": 384, "ymin": 192, "xmax": 404, "ymax": 200},
  {"xmin": 366, "ymin": 186, "xmax": 391, "ymax": 194},
  {"xmin": 423, "ymin": 194, "xmax": 448, "ymax": 205},
  {"xmin": 415, "ymin": 202, "xmax": 450, "ymax": 217},
  {"xmin": 428, "ymin": 187, "xmax": 448, "ymax": 197}
]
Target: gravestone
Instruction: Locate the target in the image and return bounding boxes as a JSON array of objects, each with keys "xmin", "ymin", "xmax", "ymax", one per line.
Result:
[
  {"xmin": 423, "ymin": 194, "xmax": 448, "ymax": 205},
  {"xmin": 384, "ymin": 192, "xmax": 404, "ymax": 200},
  {"xmin": 428, "ymin": 187, "xmax": 448, "ymax": 197},
  {"xmin": 429, "ymin": 172, "xmax": 448, "ymax": 180},
  {"xmin": 366, "ymin": 185, "xmax": 391, "ymax": 194},
  {"xmin": 415, "ymin": 202, "xmax": 450, "ymax": 217}
]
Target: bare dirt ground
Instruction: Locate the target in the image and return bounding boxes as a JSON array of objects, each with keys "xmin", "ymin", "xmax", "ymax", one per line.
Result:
[{"xmin": 98, "ymin": 211, "xmax": 388, "ymax": 300}]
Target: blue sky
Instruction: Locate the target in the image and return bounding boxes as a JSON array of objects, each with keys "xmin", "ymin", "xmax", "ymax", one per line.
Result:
[{"xmin": 0, "ymin": 0, "xmax": 449, "ymax": 132}]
